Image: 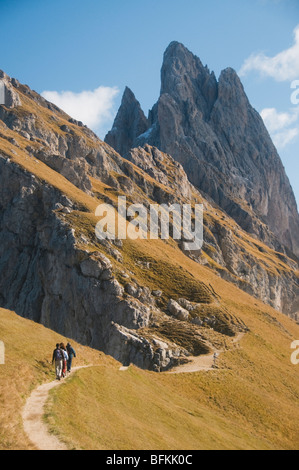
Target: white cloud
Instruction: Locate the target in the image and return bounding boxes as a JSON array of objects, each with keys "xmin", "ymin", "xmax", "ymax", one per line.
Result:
[
  {"xmin": 272, "ymin": 127, "xmax": 299, "ymax": 149},
  {"xmin": 261, "ymin": 107, "xmax": 299, "ymax": 133},
  {"xmin": 41, "ymin": 86, "xmax": 119, "ymax": 137},
  {"xmin": 240, "ymin": 25, "xmax": 299, "ymax": 81},
  {"xmin": 261, "ymin": 107, "xmax": 299, "ymax": 149}
]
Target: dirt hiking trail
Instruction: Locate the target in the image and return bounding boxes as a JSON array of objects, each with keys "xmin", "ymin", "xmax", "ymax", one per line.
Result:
[
  {"xmin": 167, "ymin": 332, "xmax": 245, "ymax": 374},
  {"xmin": 22, "ymin": 366, "xmax": 89, "ymax": 450},
  {"xmin": 22, "ymin": 333, "xmax": 244, "ymax": 450}
]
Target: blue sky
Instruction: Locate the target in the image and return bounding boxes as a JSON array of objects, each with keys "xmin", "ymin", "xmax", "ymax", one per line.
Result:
[{"xmin": 0, "ymin": 0, "xmax": 298, "ymax": 204}]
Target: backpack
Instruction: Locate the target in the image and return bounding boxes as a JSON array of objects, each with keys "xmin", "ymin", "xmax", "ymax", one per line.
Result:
[
  {"xmin": 63, "ymin": 350, "xmax": 69, "ymax": 361},
  {"xmin": 54, "ymin": 348, "xmax": 62, "ymax": 361}
]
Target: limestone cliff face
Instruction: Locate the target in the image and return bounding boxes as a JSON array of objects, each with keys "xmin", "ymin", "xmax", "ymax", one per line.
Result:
[
  {"xmin": 0, "ymin": 156, "xmax": 186, "ymax": 371},
  {"xmin": 105, "ymin": 42, "xmax": 299, "ymax": 259},
  {"xmin": 0, "ymin": 71, "xmax": 188, "ymax": 371}
]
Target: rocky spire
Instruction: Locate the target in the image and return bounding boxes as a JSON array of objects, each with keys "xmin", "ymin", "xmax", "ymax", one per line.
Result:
[
  {"xmin": 105, "ymin": 86, "xmax": 148, "ymax": 156},
  {"xmin": 160, "ymin": 41, "xmax": 218, "ymax": 117},
  {"xmin": 105, "ymin": 42, "xmax": 299, "ymax": 258}
]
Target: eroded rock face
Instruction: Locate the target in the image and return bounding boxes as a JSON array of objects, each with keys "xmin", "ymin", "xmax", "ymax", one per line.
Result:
[
  {"xmin": 200, "ymin": 221, "xmax": 299, "ymax": 317},
  {"xmin": 168, "ymin": 299, "xmax": 190, "ymax": 321},
  {"xmin": 0, "ymin": 72, "xmax": 22, "ymax": 108},
  {"xmin": 0, "ymin": 157, "xmax": 165, "ymax": 369},
  {"xmin": 0, "ymin": 154, "xmax": 203, "ymax": 370},
  {"xmin": 125, "ymin": 144, "xmax": 192, "ymax": 200},
  {"xmin": 105, "ymin": 42, "xmax": 299, "ymax": 259}
]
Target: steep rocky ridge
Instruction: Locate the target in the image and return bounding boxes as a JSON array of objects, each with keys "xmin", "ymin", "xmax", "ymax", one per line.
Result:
[
  {"xmin": 105, "ymin": 42, "xmax": 299, "ymax": 260},
  {"xmin": 0, "ymin": 155, "xmax": 187, "ymax": 371}
]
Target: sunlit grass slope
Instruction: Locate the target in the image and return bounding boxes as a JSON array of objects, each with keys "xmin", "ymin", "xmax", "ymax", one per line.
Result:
[
  {"xmin": 0, "ymin": 308, "xmax": 108, "ymax": 450},
  {"xmin": 47, "ymin": 266, "xmax": 299, "ymax": 450}
]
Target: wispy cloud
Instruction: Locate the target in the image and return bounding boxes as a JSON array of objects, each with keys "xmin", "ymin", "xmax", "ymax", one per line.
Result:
[
  {"xmin": 261, "ymin": 107, "xmax": 299, "ymax": 149},
  {"xmin": 41, "ymin": 86, "xmax": 119, "ymax": 137},
  {"xmin": 272, "ymin": 127, "xmax": 299, "ymax": 149},
  {"xmin": 240, "ymin": 25, "xmax": 299, "ymax": 81},
  {"xmin": 261, "ymin": 107, "xmax": 299, "ymax": 133}
]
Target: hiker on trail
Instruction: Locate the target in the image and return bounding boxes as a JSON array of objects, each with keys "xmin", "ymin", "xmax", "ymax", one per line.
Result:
[
  {"xmin": 60, "ymin": 343, "xmax": 69, "ymax": 378},
  {"xmin": 52, "ymin": 344, "xmax": 63, "ymax": 381},
  {"xmin": 66, "ymin": 343, "xmax": 76, "ymax": 373}
]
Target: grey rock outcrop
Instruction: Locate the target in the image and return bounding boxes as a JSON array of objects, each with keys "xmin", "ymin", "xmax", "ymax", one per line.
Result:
[
  {"xmin": 0, "ymin": 156, "xmax": 175, "ymax": 370},
  {"xmin": 0, "ymin": 72, "xmax": 22, "ymax": 108},
  {"xmin": 167, "ymin": 299, "xmax": 190, "ymax": 321},
  {"xmin": 125, "ymin": 144, "xmax": 192, "ymax": 200},
  {"xmin": 107, "ymin": 323, "xmax": 184, "ymax": 371}
]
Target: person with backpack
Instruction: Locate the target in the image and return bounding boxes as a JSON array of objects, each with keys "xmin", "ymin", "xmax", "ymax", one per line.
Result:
[
  {"xmin": 60, "ymin": 343, "xmax": 69, "ymax": 378},
  {"xmin": 52, "ymin": 344, "xmax": 63, "ymax": 380},
  {"xmin": 66, "ymin": 343, "xmax": 76, "ymax": 373}
]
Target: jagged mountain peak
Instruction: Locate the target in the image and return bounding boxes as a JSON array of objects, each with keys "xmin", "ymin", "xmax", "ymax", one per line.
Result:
[
  {"xmin": 105, "ymin": 85, "xmax": 148, "ymax": 156},
  {"xmin": 161, "ymin": 41, "xmax": 216, "ymax": 100},
  {"xmin": 163, "ymin": 41, "xmax": 208, "ymax": 68},
  {"xmin": 106, "ymin": 42, "xmax": 299, "ymax": 259},
  {"xmin": 122, "ymin": 85, "xmax": 138, "ymax": 103},
  {"xmin": 162, "ymin": 40, "xmax": 207, "ymax": 72},
  {"xmin": 216, "ymin": 67, "xmax": 250, "ymax": 106}
]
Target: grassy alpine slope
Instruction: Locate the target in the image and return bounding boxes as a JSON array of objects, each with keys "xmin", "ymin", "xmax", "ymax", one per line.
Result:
[
  {"xmin": 0, "ymin": 308, "xmax": 107, "ymax": 450},
  {"xmin": 46, "ymin": 258, "xmax": 299, "ymax": 450},
  {"xmin": 2, "ymin": 281, "xmax": 299, "ymax": 450}
]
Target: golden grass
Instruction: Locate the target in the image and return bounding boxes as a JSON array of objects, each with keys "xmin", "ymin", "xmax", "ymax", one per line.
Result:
[
  {"xmin": 48, "ymin": 302, "xmax": 299, "ymax": 450},
  {"xmin": 46, "ymin": 365, "xmax": 268, "ymax": 450},
  {"xmin": 0, "ymin": 308, "xmax": 108, "ymax": 450},
  {"xmin": 2, "ymin": 287, "xmax": 299, "ymax": 451},
  {"xmin": 46, "ymin": 239, "xmax": 299, "ymax": 450}
]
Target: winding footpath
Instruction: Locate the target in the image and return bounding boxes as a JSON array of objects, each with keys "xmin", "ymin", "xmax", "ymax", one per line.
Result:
[
  {"xmin": 22, "ymin": 366, "xmax": 88, "ymax": 451},
  {"xmin": 22, "ymin": 333, "xmax": 245, "ymax": 450},
  {"xmin": 23, "ymin": 364, "xmax": 129, "ymax": 450},
  {"xmin": 167, "ymin": 332, "xmax": 245, "ymax": 374}
]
